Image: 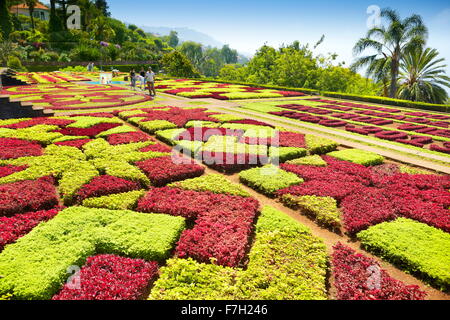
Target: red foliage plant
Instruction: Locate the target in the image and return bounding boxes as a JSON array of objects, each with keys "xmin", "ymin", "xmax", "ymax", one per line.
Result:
[
  {"xmin": 52, "ymin": 254, "xmax": 159, "ymax": 300},
  {"xmin": 76, "ymin": 175, "xmax": 141, "ymax": 201},
  {"xmin": 137, "ymin": 187, "xmax": 259, "ymax": 267},
  {"xmin": 0, "ymin": 177, "xmax": 59, "ymax": 216},
  {"xmin": 54, "ymin": 139, "xmax": 93, "ymax": 149},
  {"xmin": 0, "ymin": 165, "xmax": 28, "ymax": 178},
  {"xmin": 107, "ymin": 131, "xmax": 154, "ymax": 145},
  {"xmin": 0, "ymin": 138, "xmax": 43, "ymax": 160},
  {"xmin": 56, "ymin": 123, "xmax": 122, "ymax": 137},
  {"xmin": 1, "ymin": 118, "xmax": 75, "ymax": 129},
  {"xmin": 332, "ymin": 243, "xmax": 426, "ymax": 300},
  {"xmin": 136, "ymin": 156, "xmax": 205, "ymax": 187},
  {"xmin": 0, "ymin": 208, "xmax": 60, "ymax": 251}
]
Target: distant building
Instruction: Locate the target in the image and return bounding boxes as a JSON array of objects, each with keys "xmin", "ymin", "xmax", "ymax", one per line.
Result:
[{"xmin": 10, "ymin": 2, "xmax": 50, "ymax": 21}]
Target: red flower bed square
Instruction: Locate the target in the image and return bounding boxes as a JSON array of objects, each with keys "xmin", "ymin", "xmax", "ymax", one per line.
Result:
[
  {"xmin": 375, "ymin": 131, "xmax": 409, "ymax": 141},
  {"xmin": 137, "ymin": 187, "xmax": 259, "ymax": 219},
  {"xmin": 0, "ymin": 165, "xmax": 28, "ymax": 178},
  {"xmin": 0, "ymin": 177, "xmax": 59, "ymax": 216},
  {"xmin": 107, "ymin": 131, "xmax": 154, "ymax": 145},
  {"xmin": 0, "ymin": 138, "xmax": 43, "ymax": 160},
  {"xmin": 319, "ymin": 119, "xmax": 347, "ymax": 127},
  {"xmin": 52, "ymin": 254, "xmax": 159, "ymax": 300},
  {"xmin": 54, "ymin": 139, "xmax": 93, "ymax": 149},
  {"xmin": 1, "ymin": 118, "xmax": 75, "ymax": 129},
  {"xmin": 76, "ymin": 175, "xmax": 141, "ymax": 201},
  {"xmin": 0, "ymin": 208, "xmax": 60, "ymax": 251},
  {"xmin": 323, "ymin": 155, "xmax": 373, "ymax": 184},
  {"xmin": 140, "ymin": 143, "xmax": 172, "ymax": 153},
  {"xmin": 56, "ymin": 123, "xmax": 122, "ymax": 137},
  {"xmin": 430, "ymin": 144, "xmax": 450, "ymax": 154},
  {"xmin": 278, "ymin": 131, "xmax": 307, "ymax": 148},
  {"xmin": 277, "ymin": 180, "xmax": 363, "ymax": 202},
  {"xmin": 176, "ymin": 208, "xmax": 257, "ymax": 267},
  {"xmin": 332, "ymin": 243, "xmax": 426, "ymax": 300},
  {"xmin": 341, "ymin": 187, "xmax": 397, "ymax": 234},
  {"xmin": 281, "ymin": 162, "xmax": 370, "ymax": 185},
  {"xmin": 136, "ymin": 156, "xmax": 205, "ymax": 187}
]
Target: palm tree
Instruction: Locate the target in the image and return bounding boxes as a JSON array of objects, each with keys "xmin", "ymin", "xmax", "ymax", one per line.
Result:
[
  {"xmin": 398, "ymin": 47, "xmax": 450, "ymax": 104},
  {"xmin": 352, "ymin": 8, "xmax": 428, "ymax": 98},
  {"xmin": 352, "ymin": 56, "xmax": 391, "ymax": 96}
]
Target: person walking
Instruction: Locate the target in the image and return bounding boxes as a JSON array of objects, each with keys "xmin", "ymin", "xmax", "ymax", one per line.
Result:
[
  {"xmin": 146, "ymin": 68, "xmax": 156, "ymax": 97},
  {"xmin": 130, "ymin": 69, "xmax": 136, "ymax": 90},
  {"xmin": 139, "ymin": 68, "xmax": 146, "ymax": 90}
]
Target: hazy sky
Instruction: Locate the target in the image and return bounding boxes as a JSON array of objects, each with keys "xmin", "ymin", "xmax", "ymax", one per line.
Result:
[{"xmin": 107, "ymin": 0, "xmax": 450, "ymax": 74}]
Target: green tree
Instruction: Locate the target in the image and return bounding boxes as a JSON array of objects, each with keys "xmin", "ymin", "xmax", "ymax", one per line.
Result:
[
  {"xmin": 0, "ymin": 0, "xmax": 13, "ymax": 39},
  {"xmin": 48, "ymin": 0, "xmax": 63, "ymax": 34},
  {"xmin": 274, "ymin": 47, "xmax": 317, "ymax": 88},
  {"xmin": 95, "ymin": 0, "xmax": 110, "ymax": 17},
  {"xmin": 220, "ymin": 45, "xmax": 238, "ymax": 64},
  {"xmin": 353, "ymin": 8, "xmax": 428, "ymax": 98},
  {"xmin": 219, "ymin": 64, "xmax": 247, "ymax": 81},
  {"xmin": 352, "ymin": 56, "xmax": 391, "ymax": 97},
  {"xmin": 24, "ymin": 0, "xmax": 37, "ymax": 31},
  {"xmin": 179, "ymin": 41, "xmax": 204, "ymax": 66},
  {"xmin": 398, "ymin": 47, "xmax": 450, "ymax": 104},
  {"xmin": 168, "ymin": 30, "xmax": 179, "ymax": 48},
  {"xmin": 162, "ymin": 50, "xmax": 200, "ymax": 78},
  {"xmin": 88, "ymin": 16, "xmax": 115, "ymax": 41},
  {"xmin": 0, "ymin": 40, "xmax": 18, "ymax": 66},
  {"xmin": 244, "ymin": 45, "xmax": 278, "ymax": 84}
]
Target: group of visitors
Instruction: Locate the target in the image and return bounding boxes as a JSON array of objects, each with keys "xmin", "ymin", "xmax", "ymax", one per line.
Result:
[
  {"xmin": 130, "ymin": 67, "xmax": 156, "ymax": 97},
  {"xmin": 87, "ymin": 62, "xmax": 95, "ymax": 72}
]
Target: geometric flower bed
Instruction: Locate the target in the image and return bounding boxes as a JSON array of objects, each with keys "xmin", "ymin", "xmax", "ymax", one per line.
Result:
[
  {"xmin": 275, "ymin": 155, "xmax": 450, "ymax": 234},
  {"xmin": 136, "ymin": 187, "xmax": 260, "ymax": 267},
  {"xmin": 118, "ymin": 106, "xmax": 339, "ymax": 173},
  {"xmin": 150, "ymin": 206, "xmax": 328, "ymax": 300},
  {"xmin": 240, "ymin": 99, "xmax": 450, "ymax": 155},
  {"xmin": 0, "ymin": 207, "xmax": 185, "ymax": 300},
  {"xmin": 15, "ymin": 72, "xmax": 93, "ymax": 85},
  {"xmin": 1, "ymin": 83, "xmax": 153, "ymax": 111},
  {"xmin": 155, "ymin": 79, "xmax": 306, "ymax": 100},
  {"xmin": 0, "ymin": 107, "xmax": 448, "ymax": 300}
]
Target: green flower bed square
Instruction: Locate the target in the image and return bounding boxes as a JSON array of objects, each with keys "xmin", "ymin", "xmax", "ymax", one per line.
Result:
[
  {"xmin": 327, "ymin": 149, "xmax": 384, "ymax": 166},
  {"xmin": 239, "ymin": 165, "xmax": 303, "ymax": 196},
  {"xmin": 286, "ymin": 155, "xmax": 328, "ymax": 166},
  {"xmin": 357, "ymin": 218, "xmax": 450, "ymax": 291}
]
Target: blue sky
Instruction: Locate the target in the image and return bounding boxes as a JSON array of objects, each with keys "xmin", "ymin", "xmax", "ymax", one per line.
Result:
[{"xmin": 108, "ymin": 0, "xmax": 450, "ymax": 74}]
